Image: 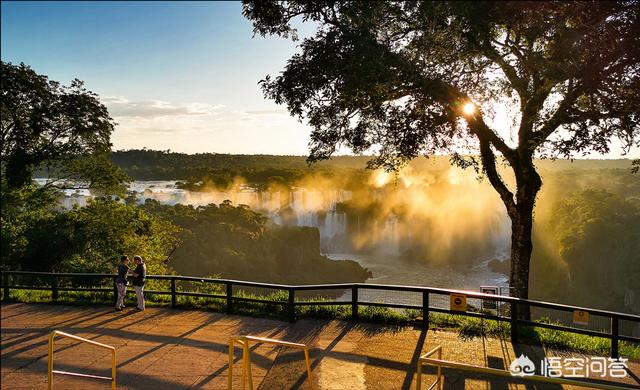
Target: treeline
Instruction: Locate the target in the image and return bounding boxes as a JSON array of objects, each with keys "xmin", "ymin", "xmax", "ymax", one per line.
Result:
[
  {"xmin": 109, "ymin": 149, "xmax": 637, "ymax": 190},
  {"xmin": 110, "ymin": 149, "xmax": 371, "ymax": 189}
]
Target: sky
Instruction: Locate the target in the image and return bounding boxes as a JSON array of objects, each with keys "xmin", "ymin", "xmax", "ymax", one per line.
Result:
[
  {"xmin": 1, "ymin": 1, "xmax": 638, "ymax": 158},
  {"xmin": 1, "ymin": 1, "xmax": 315, "ymax": 154}
]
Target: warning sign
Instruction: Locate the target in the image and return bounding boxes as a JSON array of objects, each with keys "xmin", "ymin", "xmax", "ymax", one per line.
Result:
[
  {"xmin": 573, "ymin": 310, "xmax": 589, "ymax": 325},
  {"xmin": 450, "ymin": 293, "xmax": 467, "ymax": 312},
  {"xmin": 480, "ymin": 286, "xmax": 499, "ymax": 310}
]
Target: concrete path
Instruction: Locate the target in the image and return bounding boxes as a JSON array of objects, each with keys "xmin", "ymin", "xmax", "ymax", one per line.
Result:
[{"xmin": 1, "ymin": 303, "xmax": 638, "ymax": 389}]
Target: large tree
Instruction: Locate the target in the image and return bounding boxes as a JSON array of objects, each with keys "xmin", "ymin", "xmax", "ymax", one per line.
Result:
[
  {"xmin": 1, "ymin": 62, "xmax": 131, "ymax": 271},
  {"xmin": 1, "ymin": 61, "xmax": 127, "ymax": 194},
  {"xmin": 243, "ymin": 1, "xmax": 640, "ymax": 299}
]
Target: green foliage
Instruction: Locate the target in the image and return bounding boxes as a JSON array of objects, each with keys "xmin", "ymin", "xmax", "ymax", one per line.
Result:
[
  {"xmin": 1, "ymin": 61, "xmax": 127, "ymax": 192},
  {"xmin": 1, "ymin": 197, "xmax": 178, "ymax": 274},
  {"xmin": 141, "ymin": 199, "xmax": 371, "ymax": 284},
  {"xmin": 110, "ymin": 149, "xmax": 369, "ymax": 190},
  {"xmin": 530, "ymin": 189, "xmax": 640, "ymax": 313},
  {"xmin": 0, "ymin": 181, "xmax": 60, "ymax": 271},
  {"xmin": 244, "ymin": 1, "xmax": 639, "ymax": 164},
  {"xmin": 429, "ymin": 313, "xmax": 510, "ymax": 340},
  {"xmin": 1, "ymin": 62, "xmax": 135, "ymax": 273}
]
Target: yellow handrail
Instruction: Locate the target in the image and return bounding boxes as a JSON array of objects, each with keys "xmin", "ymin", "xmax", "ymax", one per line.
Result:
[
  {"xmin": 416, "ymin": 345, "xmax": 630, "ymax": 390},
  {"xmin": 228, "ymin": 335, "xmax": 313, "ymax": 390},
  {"xmin": 48, "ymin": 330, "xmax": 116, "ymax": 390}
]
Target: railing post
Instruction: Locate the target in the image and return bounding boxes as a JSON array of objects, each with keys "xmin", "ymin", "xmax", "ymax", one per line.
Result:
[
  {"xmin": 510, "ymin": 300, "xmax": 519, "ymax": 344},
  {"xmin": 51, "ymin": 274, "xmax": 59, "ymax": 303},
  {"xmin": 2, "ymin": 273, "xmax": 9, "ymax": 302},
  {"xmin": 171, "ymin": 277, "xmax": 177, "ymax": 308},
  {"xmin": 226, "ymin": 282, "xmax": 233, "ymax": 314},
  {"xmin": 288, "ymin": 288, "xmax": 295, "ymax": 323},
  {"xmin": 611, "ymin": 317, "xmax": 619, "ymax": 359},
  {"xmin": 422, "ymin": 291, "xmax": 429, "ymax": 329},
  {"xmin": 113, "ymin": 276, "xmax": 118, "ymax": 307},
  {"xmin": 351, "ymin": 286, "xmax": 358, "ymax": 320}
]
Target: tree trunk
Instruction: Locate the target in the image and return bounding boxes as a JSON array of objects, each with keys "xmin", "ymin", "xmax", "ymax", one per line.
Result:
[
  {"xmin": 472, "ymin": 123, "xmax": 541, "ymax": 304},
  {"xmin": 509, "ymin": 204, "xmax": 535, "ymax": 300},
  {"xmin": 507, "ymin": 160, "xmax": 541, "ymax": 322}
]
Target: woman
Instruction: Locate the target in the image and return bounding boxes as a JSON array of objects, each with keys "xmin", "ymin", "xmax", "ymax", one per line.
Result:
[{"xmin": 115, "ymin": 255, "xmax": 130, "ymax": 311}]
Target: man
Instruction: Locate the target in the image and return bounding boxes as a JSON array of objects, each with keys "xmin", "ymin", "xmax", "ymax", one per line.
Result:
[
  {"xmin": 131, "ymin": 255, "xmax": 147, "ymax": 311},
  {"xmin": 115, "ymin": 255, "xmax": 130, "ymax": 311}
]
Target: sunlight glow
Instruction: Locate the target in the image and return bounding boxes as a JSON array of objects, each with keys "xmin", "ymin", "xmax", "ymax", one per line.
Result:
[
  {"xmin": 372, "ymin": 170, "xmax": 393, "ymax": 188},
  {"xmin": 462, "ymin": 102, "xmax": 476, "ymax": 116}
]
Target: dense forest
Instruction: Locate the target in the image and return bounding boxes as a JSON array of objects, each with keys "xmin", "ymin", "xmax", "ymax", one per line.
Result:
[{"xmin": 108, "ymin": 149, "xmax": 371, "ymax": 190}]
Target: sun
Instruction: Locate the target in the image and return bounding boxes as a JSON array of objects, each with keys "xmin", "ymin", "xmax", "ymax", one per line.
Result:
[{"xmin": 462, "ymin": 102, "xmax": 476, "ymax": 116}]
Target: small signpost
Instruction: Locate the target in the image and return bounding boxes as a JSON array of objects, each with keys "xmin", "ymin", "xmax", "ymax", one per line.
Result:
[
  {"xmin": 480, "ymin": 286, "xmax": 499, "ymax": 310},
  {"xmin": 450, "ymin": 293, "xmax": 467, "ymax": 312},
  {"xmin": 573, "ymin": 310, "xmax": 589, "ymax": 325}
]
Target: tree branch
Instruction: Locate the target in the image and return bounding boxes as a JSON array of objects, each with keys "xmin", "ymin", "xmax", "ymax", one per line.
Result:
[
  {"xmin": 531, "ymin": 84, "xmax": 585, "ymax": 146},
  {"xmin": 476, "ymin": 133, "xmax": 516, "ymax": 217}
]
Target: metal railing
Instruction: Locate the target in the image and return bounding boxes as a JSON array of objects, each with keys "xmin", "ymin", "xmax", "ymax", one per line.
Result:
[
  {"xmin": 416, "ymin": 345, "xmax": 631, "ymax": 390},
  {"xmin": 228, "ymin": 335, "xmax": 313, "ymax": 390},
  {"xmin": 2, "ymin": 271, "xmax": 639, "ymax": 359},
  {"xmin": 48, "ymin": 330, "xmax": 116, "ymax": 389}
]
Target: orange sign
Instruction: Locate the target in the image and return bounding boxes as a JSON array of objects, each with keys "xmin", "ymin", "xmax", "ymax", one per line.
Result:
[
  {"xmin": 573, "ymin": 310, "xmax": 589, "ymax": 325},
  {"xmin": 450, "ymin": 293, "xmax": 467, "ymax": 312}
]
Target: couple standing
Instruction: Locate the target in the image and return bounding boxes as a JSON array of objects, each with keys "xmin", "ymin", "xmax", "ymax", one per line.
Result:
[{"xmin": 115, "ymin": 255, "xmax": 146, "ymax": 311}]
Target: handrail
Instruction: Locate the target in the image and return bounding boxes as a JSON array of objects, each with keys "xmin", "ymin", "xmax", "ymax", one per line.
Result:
[
  {"xmin": 416, "ymin": 345, "xmax": 632, "ymax": 390},
  {"xmin": 2, "ymin": 270, "xmax": 639, "ymax": 320},
  {"xmin": 3, "ymin": 270, "xmax": 639, "ymax": 360},
  {"xmin": 48, "ymin": 330, "xmax": 116, "ymax": 390},
  {"xmin": 4, "ymin": 270, "xmax": 640, "ymax": 322},
  {"xmin": 228, "ymin": 335, "xmax": 313, "ymax": 390}
]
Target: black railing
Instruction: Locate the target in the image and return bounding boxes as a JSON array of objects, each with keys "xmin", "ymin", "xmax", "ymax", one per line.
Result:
[{"xmin": 2, "ymin": 270, "xmax": 639, "ymax": 358}]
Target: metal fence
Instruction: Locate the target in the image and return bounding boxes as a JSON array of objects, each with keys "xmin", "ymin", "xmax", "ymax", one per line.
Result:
[{"xmin": 2, "ymin": 271, "xmax": 639, "ymax": 358}]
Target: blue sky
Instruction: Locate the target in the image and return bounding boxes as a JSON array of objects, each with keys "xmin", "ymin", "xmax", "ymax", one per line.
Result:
[
  {"xmin": 1, "ymin": 1, "xmax": 314, "ymax": 154},
  {"xmin": 2, "ymin": 1, "xmax": 637, "ymax": 158}
]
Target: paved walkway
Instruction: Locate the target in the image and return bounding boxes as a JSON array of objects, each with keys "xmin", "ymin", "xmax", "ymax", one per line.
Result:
[{"xmin": 1, "ymin": 303, "xmax": 638, "ymax": 389}]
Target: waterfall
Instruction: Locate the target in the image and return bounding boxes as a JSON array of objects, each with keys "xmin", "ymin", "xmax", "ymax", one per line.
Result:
[
  {"xmin": 489, "ymin": 209, "xmax": 511, "ymax": 260},
  {"xmin": 322, "ymin": 210, "xmax": 347, "ymax": 239},
  {"xmin": 379, "ymin": 214, "xmax": 400, "ymax": 256}
]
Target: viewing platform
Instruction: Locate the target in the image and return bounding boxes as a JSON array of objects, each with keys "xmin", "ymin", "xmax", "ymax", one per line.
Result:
[{"xmin": 1, "ymin": 303, "xmax": 638, "ymax": 389}]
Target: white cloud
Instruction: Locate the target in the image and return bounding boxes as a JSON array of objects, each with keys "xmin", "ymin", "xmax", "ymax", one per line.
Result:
[
  {"xmin": 105, "ymin": 96, "xmax": 311, "ymax": 154},
  {"xmin": 102, "ymin": 96, "xmax": 225, "ymax": 118},
  {"xmin": 244, "ymin": 109, "xmax": 288, "ymax": 116}
]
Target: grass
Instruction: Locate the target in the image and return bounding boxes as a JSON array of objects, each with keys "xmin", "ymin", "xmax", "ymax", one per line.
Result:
[{"xmin": 2, "ymin": 288, "xmax": 638, "ymax": 359}]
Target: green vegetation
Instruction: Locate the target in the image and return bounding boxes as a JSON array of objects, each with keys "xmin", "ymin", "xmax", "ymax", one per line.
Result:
[
  {"xmin": 1, "ymin": 61, "xmax": 129, "ymax": 194},
  {"xmin": 1, "ymin": 190, "xmax": 178, "ymax": 274},
  {"xmin": 139, "ymin": 199, "xmax": 371, "ymax": 284},
  {"xmin": 530, "ymin": 186, "xmax": 640, "ymax": 314},
  {"xmin": 109, "ymin": 149, "xmax": 370, "ymax": 190}
]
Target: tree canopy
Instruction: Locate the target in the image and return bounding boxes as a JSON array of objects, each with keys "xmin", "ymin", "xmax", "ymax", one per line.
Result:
[
  {"xmin": 1, "ymin": 61, "xmax": 127, "ymax": 193},
  {"xmin": 243, "ymin": 1, "xmax": 640, "ymax": 299},
  {"xmin": 245, "ymin": 1, "xmax": 639, "ymax": 166}
]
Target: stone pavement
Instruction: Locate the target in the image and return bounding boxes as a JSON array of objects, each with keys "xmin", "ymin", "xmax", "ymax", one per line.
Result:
[{"xmin": 1, "ymin": 303, "xmax": 638, "ymax": 389}]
